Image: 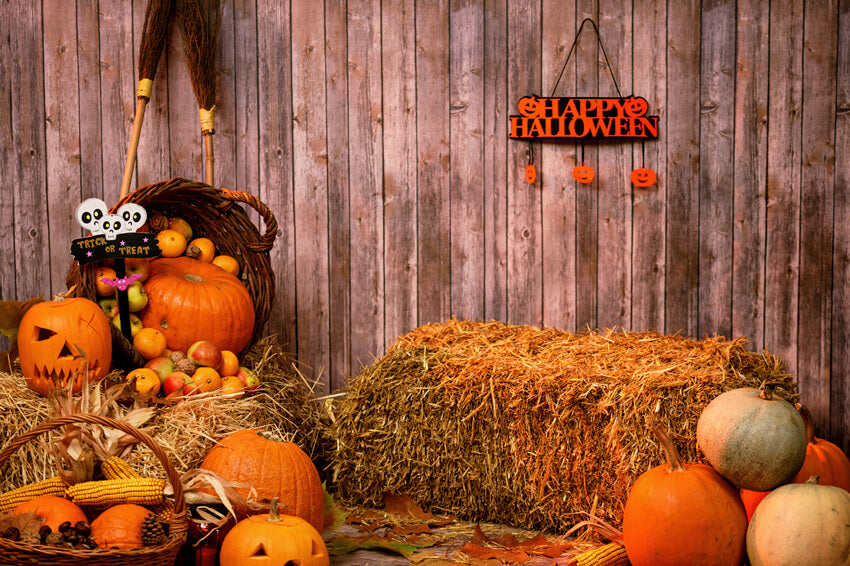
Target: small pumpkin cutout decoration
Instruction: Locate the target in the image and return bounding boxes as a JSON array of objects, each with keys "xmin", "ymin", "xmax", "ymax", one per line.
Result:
[
  {"xmin": 17, "ymin": 292, "xmax": 112, "ymax": 396},
  {"xmin": 90, "ymin": 503, "xmax": 152, "ymax": 549},
  {"xmin": 219, "ymin": 497, "xmax": 329, "ymax": 566},
  {"xmin": 630, "ymin": 166, "xmax": 657, "ymax": 187},
  {"xmin": 525, "ymin": 164, "xmax": 537, "ymax": 184},
  {"xmin": 572, "ymin": 163, "xmax": 595, "ymax": 184},
  {"xmin": 622, "ymin": 426, "xmax": 748, "ymax": 566}
]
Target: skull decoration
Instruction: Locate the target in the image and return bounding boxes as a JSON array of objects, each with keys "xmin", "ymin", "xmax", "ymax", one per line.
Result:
[
  {"xmin": 75, "ymin": 198, "xmax": 148, "ymax": 240},
  {"xmin": 75, "ymin": 198, "xmax": 109, "ymax": 235},
  {"xmin": 17, "ymin": 294, "xmax": 112, "ymax": 396},
  {"xmin": 116, "ymin": 203, "xmax": 147, "ymax": 232}
]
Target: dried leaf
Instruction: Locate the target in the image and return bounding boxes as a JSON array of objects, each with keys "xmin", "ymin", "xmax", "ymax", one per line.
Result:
[
  {"xmin": 0, "ymin": 510, "xmax": 43, "ymax": 538},
  {"xmin": 327, "ymin": 532, "xmax": 435, "ymax": 558}
]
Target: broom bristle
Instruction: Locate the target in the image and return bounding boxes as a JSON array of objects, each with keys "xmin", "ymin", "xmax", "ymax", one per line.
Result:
[
  {"xmin": 177, "ymin": 0, "xmax": 221, "ymax": 111},
  {"xmin": 138, "ymin": 0, "xmax": 174, "ymax": 82}
]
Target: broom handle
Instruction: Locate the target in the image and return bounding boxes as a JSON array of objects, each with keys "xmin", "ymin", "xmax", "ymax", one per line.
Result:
[
  {"xmin": 204, "ymin": 132, "xmax": 214, "ymax": 187},
  {"xmin": 120, "ymin": 97, "xmax": 149, "ymax": 199}
]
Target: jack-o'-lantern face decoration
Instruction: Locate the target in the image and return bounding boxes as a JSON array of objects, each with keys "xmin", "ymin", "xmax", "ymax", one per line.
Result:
[
  {"xmin": 623, "ymin": 96, "xmax": 649, "ymax": 118},
  {"xmin": 17, "ymin": 295, "xmax": 112, "ymax": 397},
  {"xmin": 630, "ymin": 166, "xmax": 657, "ymax": 187},
  {"xmin": 517, "ymin": 96, "xmax": 544, "ymax": 118},
  {"xmin": 525, "ymin": 164, "xmax": 537, "ymax": 184},
  {"xmin": 572, "ymin": 164, "xmax": 595, "ymax": 184}
]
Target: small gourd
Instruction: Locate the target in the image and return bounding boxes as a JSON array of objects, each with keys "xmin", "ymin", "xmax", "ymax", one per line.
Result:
[{"xmin": 90, "ymin": 503, "xmax": 151, "ymax": 549}]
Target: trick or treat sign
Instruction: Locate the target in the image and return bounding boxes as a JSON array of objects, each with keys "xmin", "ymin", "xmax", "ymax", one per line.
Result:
[
  {"xmin": 509, "ymin": 95, "xmax": 659, "ymax": 141},
  {"xmin": 71, "ymin": 198, "xmax": 160, "ymax": 267}
]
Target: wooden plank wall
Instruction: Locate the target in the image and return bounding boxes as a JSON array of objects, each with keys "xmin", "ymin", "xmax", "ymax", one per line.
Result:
[{"xmin": 2, "ymin": 0, "xmax": 849, "ymax": 448}]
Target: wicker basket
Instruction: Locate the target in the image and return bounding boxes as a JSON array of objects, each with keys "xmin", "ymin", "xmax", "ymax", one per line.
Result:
[
  {"xmin": 66, "ymin": 177, "xmax": 278, "ymax": 364},
  {"xmin": 0, "ymin": 414, "xmax": 187, "ymax": 566}
]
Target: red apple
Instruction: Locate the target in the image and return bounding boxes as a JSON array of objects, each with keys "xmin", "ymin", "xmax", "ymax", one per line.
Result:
[
  {"xmin": 144, "ymin": 356, "xmax": 175, "ymax": 384},
  {"xmin": 235, "ymin": 366, "xmax": 260, "ymax": 391},
  {"xmin": 187, "ymin": 340, "xmax": 222, "ymax": 370},
  {"xmin": 163, "ymin": 371, "xmax": 193, "ymax": 397},
  {"xmin": 98, "ymin": 297, "xmax": 119, "ymax": 318}
]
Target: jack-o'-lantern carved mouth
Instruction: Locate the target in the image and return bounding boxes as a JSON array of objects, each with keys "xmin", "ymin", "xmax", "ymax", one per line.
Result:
[{"xmin": 26, "ymin": 325, "xmax": 102, "ymax": 384}]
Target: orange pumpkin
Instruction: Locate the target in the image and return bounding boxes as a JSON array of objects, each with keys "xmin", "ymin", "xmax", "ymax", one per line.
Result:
[
  {"xmin": 90, "ymin": 503, "xmax": 151, "ymax": 549},
  {"xmin": 572, "ymin": 163, "xmax": 595, "ymax": 184},
  {"xmin": 622, "ymin": 426, "xmax": 748, "ymax": 566},
  {"xmin": 790, "ymin": 404, "xmax": 850, "ymax": 491},
  {"xmin": 140, "ymin": 257, "xmax": 255, "ymax": 354},
  {"xmin": 13, "ymin": 495, "xmax": 87, "ymax": 532},
  {"xmin": 17, "ymin": 294, "xmax": 112, "ymax": 396},
  {"xmin": 200, "ymin": 429, "xmax": 324, "ymax": 533},
  {"xmin": 219, "ymin": 497, "xmax": 329, "ymax": 566}
]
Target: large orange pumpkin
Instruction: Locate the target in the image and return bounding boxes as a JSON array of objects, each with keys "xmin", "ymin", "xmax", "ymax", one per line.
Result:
[
  {"xmin": 622, "ymin": 426, "xmax": 748, "ymax": 566},
  {"xmin": 13, "ymin": 495, "xmax": 87, "ymax": 532},
  {"xmin": 200, "ymin": 429, "xmax": 324, "ymax": 533},
  {"xmin": 90, "ymin": 503, "xmax": 151, "ymax": 549},
  {"xmin": 17, "ymin": 294, "xmax": 112, "ymax": 396},
  {"xmin": 140, "ymin": 257, "xmax": 255, "ymax": 354},
  {"xmin": 790, "ymin": 404, "xmax": 850, "ymax": 491}
]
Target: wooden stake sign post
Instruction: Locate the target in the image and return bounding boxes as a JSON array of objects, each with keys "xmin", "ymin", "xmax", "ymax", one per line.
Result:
[
  {"xmin": 511, "ymin": 18, "xmax": 660, "ymax": 187},
  {"xmin": 71, "ymin": 198, "xmax": 160, "ymax": 341}
]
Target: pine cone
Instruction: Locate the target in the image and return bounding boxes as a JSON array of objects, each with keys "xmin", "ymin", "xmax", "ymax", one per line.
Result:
[{"xmin": 141, "ymin": 512, "xmax": 167, "ymax": 546}]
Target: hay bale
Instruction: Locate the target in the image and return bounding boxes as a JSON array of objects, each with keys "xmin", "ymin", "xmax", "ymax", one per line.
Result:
[
  {"xmin": 327, "ymin": 319, "xmax": 798, "ymax": 532},
  {"xmin": 0, "ymin": 335, "xmax": 325, "ymax": 491}
]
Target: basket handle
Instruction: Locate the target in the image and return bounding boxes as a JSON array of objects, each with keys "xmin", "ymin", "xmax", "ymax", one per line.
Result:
[
  {"xmin": 0, "ymin": 414, "xmax": 185, "ymax": 520},
  {"xmin": 218, "ymin": 188, "xmax": 278, "ymax": 252}
]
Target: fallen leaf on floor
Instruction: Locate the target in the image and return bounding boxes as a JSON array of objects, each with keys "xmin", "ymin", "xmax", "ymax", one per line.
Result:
[{"xmin": 327, "ymin": 532, "xmax": 438, "ymax": 558}]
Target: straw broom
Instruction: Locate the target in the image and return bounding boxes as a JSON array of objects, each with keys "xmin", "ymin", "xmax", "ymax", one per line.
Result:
[
  {"xmin": 120, "ymin": 0, "xmax": 174, "ymax": 199},
  {"xmin": 177, "ymin": 0, "xmax": 222, "ymax": 187}
]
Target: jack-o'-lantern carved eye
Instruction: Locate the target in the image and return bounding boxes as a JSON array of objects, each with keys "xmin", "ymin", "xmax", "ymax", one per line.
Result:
[
  {"xmin": 572, "ymin": 164, "xmax": 595, "ymax": 184},
  {"xmin": 630, "ymin": 166, "xmax": 657, "ymax": 187}
]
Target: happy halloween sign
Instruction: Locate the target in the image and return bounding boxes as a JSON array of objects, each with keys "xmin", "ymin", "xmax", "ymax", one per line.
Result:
[{"xmin": 509, "ymin": 95, "xmax": 659, "ymax": 141}]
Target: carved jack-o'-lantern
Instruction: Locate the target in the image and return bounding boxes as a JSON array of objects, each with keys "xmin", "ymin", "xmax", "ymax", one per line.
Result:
[
  {"xmin": 517, "ymin": 96, "xmax": 544, "ymax": 118},
  {"xmin": 219, "ymin": 498, "xmax": 329, "ymax": 566},
  {"xmin": 631, "ymin": 166, "xmax": 657, "ymax": 187},
  {"xmin": 623, "ymin": 96, "xmax": 649, "ymax": 117},
  {"xmin": 525, "ymin": 164, "xmax": 537, "ymax": 184},
  {"xmin": 17, "ymin": 293, "xmax": 112, "ymax": 396},
  {"xmin": 572, "ymin": 163, "xmax": 595, "ymax": 184}
]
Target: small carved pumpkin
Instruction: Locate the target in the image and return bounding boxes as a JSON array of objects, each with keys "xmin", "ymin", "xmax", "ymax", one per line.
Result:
[
  {"xmin": 630, "ymin": 166, "xmax": 657, "ymax": 187},
  {"xmin": 90, "ymin": 503, "xmax": 151, "ymax": 549},
  {"xmin": 623, "ymin": 426, "xmax": 748, "ymax": 566},
  {"xmin": 219, "ymin": 497, "xmax": 329, "ymax": 566},
  {"xmin": 572, "ymin": 163, "xmax": 595, "ymax": 184},
  {"xmin": 17, "ymin": 293, "xmax": 112, "ymax": 396},
  {"xmin": 525, "ymin": 164, "xmax": 537, "ymax": 184}
]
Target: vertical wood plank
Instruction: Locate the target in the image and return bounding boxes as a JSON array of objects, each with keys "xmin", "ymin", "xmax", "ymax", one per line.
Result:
[
  {"xmin": 507, "ymin": 0, "xmax": 542, "ymax": 325},
  {"xmin": 764, "ymin": 0, "xmax": 803, "ymax": 376},
  {"xmin": 233, "ymin": 0, "xmax": 260, "ymax": 196},
  {"xmin": 450, "ymin": 0, "xmax": 485, "ymax": 320},
  {"xmin": 631, "ymin": 0, "xmax": 667, "ymax": 332},
  {"xmin": 0, "ymin": 0, "xmax": 14, "ymax": 308},
  {"xmin": 6, "ymin": 2, "xmax": 50, "ymax": 302},
  {"xmin": 166, "ymin": 13, "xmax": 202, "ymax": 181},
  {"xmin": 257, "ymin": 1, "xmax": 297, "ymax": 353},
  {"xmin": 797, "ymin": 0, "xmax": 838, "ymax": 433},
  {"xmin": 416, "ymin": 0, "xmax": 451, "ymax": 325},
  {"xmin": 78, "ymin": 0, "xmax": 105, "ymax": 200},
  {"xmin": 664, "ymin": 0, "xmax": 700, "ymax": 336},
  {"xmin": 832, "ymin": 0, "xmax": 850, "ymax": 451},
  {"xmin": 698, "ymin": 0, "xmax": 735, "ymax": 338},
  {"xmin": 541, "ymin": 0, "xmax": 576, "ymax": 331},
  {"xmin": 292, "ymin": 0, "xmax": 330, "ymax": 391},
  {"xmin": 382, "ymin": 0, "xmax": 418, "ymax": 345},
  {"xmin": 732, "ymin": 0, "xmax": 769, "ymax": 350},
  {"xmin": 348, "ymin": 0, "xmax": 384, "ymax": 369},
  {"xmin": 214, "ymin": 0, "xmax": 236, "ymax": 190},
  {"xmin": 483, "ymin": 0, "xmax": 508, "ymax": 323},
  {"xmin": 98, "ymin": 0, "xmax": 136, "ymax": 202},
  {"xmin": 325, "ymin": 0, "xmax": 352, "ymax": 391},
  {"xmin": 43, "ymin": 0, "xmax": 82, "ymax": 292},
  {"xmin": 574, "ymin": 1, "xmax": 598, "ymax": 330},
  {"xmin": 596, "ymin": 0, "xmax": 632, "ymax": 329}
]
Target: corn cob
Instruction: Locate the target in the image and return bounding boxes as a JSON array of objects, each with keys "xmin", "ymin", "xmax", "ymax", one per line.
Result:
[
  {"xmin": 0, "ymin": 476, "xmax": 67, "ymax": 512},
  {"xmin": 66, "ymin": 478, "xmax": 166, "ymax": 506},
  {"xmin": 150, "ymin": 499, "xmax": 174, "ymax": 523},
  {"xmin": 100, "ymin": 455, "xmax": 143, "ymax": 480},
  {"xmin": 571, "ymin": 542, "xmax": 630, "ymax": 566}
]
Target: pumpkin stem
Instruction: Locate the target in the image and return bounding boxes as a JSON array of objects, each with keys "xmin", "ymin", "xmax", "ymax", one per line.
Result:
[
  {"xmin": 53, "ymin": 284, "xmax": 78, "ymax": 302},
  {"xmin": 805, "ymin": 475, "xmax": 820, "ymax": 485},
  {"xmin": 651, "ymin": 425, "xmax": 687, "ymax": 473},
  {"xmin": 758, "ymin": 381, "xmax": 775, "ymax": 401},
  {"xmin": 267, "ymin": 496, "xmax": 281, "ymax": 522},
  {"xmin": 795, "ymin": 403, "xmax": 817, "ymax": 444}
]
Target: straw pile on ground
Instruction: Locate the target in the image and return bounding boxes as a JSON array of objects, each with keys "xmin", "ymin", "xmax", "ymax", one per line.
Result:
[
  {"xmin": 327, "ymin": 319, "xmax": 798, "ymax": 533},
  {"xmin": 0, "ymin": 335, "xmax": 324, "ymax": 492}
]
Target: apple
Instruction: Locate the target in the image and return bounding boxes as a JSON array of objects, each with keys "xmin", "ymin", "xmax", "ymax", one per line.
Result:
[
  {"xmin": 98, "ymin": 298, "xmax": 119, "ymax": 318},
  {"xmin": 235, "ymin": 366, "xmax": 260, "ymax": 391},
  {"xmin": 187, "ymin": 340, "xmax": 222, "ymax": 369},
  {"xmin": 169, "ymin": 217, "xmax": 194, "ymax": 242},
  {"xmin": 112, "ymin": 313, "xmax": 143, "ymax": 337},
  {"xmin": 126, "ymin": 281, "xmax": 148, "ymax": 312},
  {"xmin": 144, "ymin": 356, "xmax": 175, "ymax": 384},
  {"xmin": 124, "ymin": 258, "xmax": 151, "ymax": 283},
  {"xmin": 163, "ymin": 371, "xmax": 193, "ymax": 397}
]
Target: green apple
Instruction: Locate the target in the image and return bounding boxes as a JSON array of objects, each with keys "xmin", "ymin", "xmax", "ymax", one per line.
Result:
[
  {"xmin": 126, "ymin": 281, "xmax": 148, "ymax": 312},
  {"xmin": 98, "ymin": 297, "xmax": 119, "ymax": 318},
  {"xmin": 112, "ymin": 313, "xmax": 143, "ymax": 338},
  {"xmin": 144, "ymin": 356, "xmax": 175, "ymax": 384}
]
